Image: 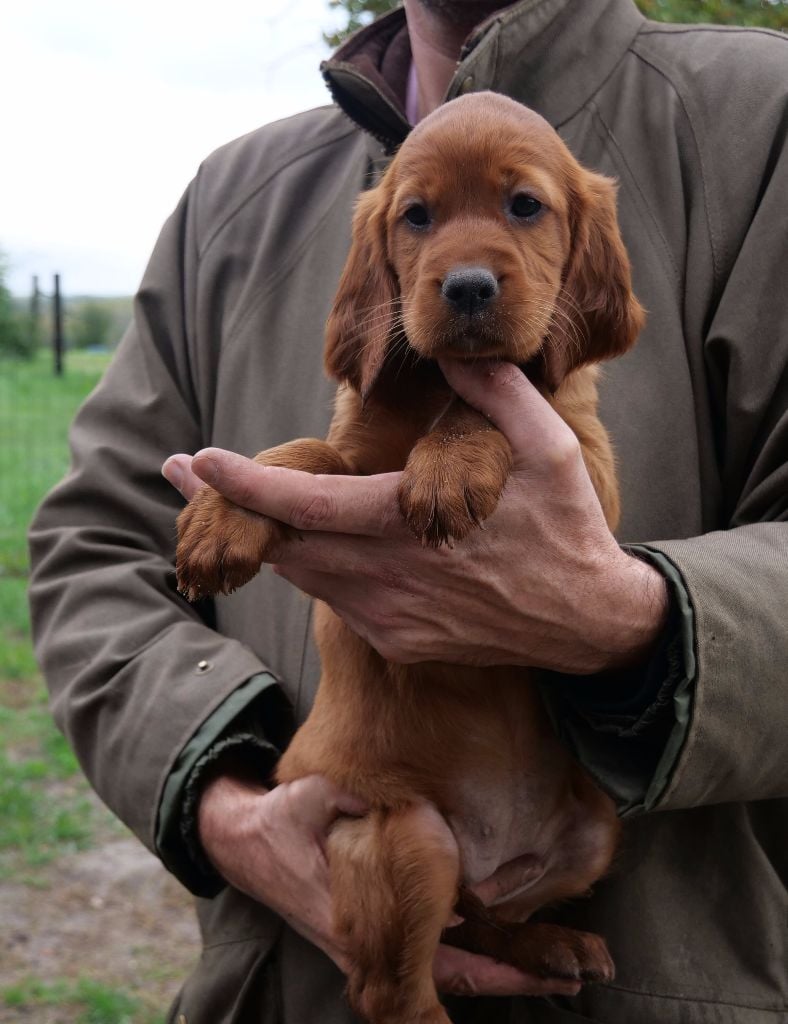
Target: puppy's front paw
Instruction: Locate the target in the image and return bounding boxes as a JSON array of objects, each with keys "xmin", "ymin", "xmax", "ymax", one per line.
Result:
[
  {"xmin": 175, "ymin": 487, "xmax": 286, "ymax": 601},
  {"xmin": 397, "ymin": 467, "xmax": 491, "ymax": 547},
  {"xmin": 397, "ymin": 432, "xmax": 512, "ymax": 547}
]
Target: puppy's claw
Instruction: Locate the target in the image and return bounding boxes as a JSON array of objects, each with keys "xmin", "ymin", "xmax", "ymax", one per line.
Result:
[{"xmin": 398, "ymin": 474, "xmax": 498, "ymax": 548}]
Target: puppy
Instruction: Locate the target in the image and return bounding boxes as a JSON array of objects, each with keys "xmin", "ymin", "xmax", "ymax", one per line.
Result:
[{"xmin": 176, "ymin": 92, "xmax": 644, "ymax": 1024}]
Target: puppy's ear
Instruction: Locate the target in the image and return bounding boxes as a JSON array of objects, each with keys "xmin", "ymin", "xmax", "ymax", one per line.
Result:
[
  {"xmin": 541, "ymin": 170, "xmax": 645, "ymax": 392},
  {"xmin": 324, "ymin": 185, "xmax": 398, "ymax": 401}
]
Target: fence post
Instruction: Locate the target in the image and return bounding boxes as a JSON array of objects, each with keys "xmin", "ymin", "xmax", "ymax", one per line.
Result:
[
  {"xmin": 30, "ymin": 275, "xmax": 40, "ymax": 351},
  {"xmin": 53, "ymin": 273, "xmax": 64, "ymax": 376}
]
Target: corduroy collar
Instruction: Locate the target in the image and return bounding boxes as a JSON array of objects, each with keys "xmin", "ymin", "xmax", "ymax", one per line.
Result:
[{"xmin": 321, "ymin": 0, "xmax": 645, "ymax": 152}]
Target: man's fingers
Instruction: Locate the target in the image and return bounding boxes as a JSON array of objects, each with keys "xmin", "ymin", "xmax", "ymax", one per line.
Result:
[
  {"xmin": 434, "ymin": 944, "xmax": 581, "ymax": 998},
  {"xmin": 162, "ymin": 454, "xmax": 206, "ymax": 500},
  {"xmin": 285, "ymin": 775, "xmax": 368, "ymax": 832},
  {"xmin": 189, "ymin": 448, "xmax": 403, "ymax": 536},
  {"xmin": 438, "ymin": 358, "xmax": 577, "ymax": 467}
]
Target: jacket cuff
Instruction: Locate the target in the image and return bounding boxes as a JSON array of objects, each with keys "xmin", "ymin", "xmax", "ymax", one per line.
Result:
[
  {"xmin": 155, "ymin": 672, "xmax": 294, "ymax": 895},
  {"xmin": 179, "ymin": 731, "xmax": 281, "ymax": 895},
  {"xmin": 539, "ymin": 546, "xmax": 696, "ymax": 816}
]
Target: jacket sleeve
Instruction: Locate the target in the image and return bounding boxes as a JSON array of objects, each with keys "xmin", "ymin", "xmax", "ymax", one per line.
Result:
[
  {"xmin": 541, "ymin": 548, "xmax": 695, "ymax": 816},
  {"xmin": 644, "ymin": 536, "xmax": 788, "ymax": 813},
  {"xmin": 558, "ymin": 93, "xmax": 788, "ymax": 813},
  {"xmin": 643, "ymin": 83, "xmax": 788, "ymax": 810},
  {"xmin": 27, "ymin": 181, "xmax": 291, "ymax": 868},
  {"xmin": 546, "ymin": 53, "xmax": 788, "ymax": 814}
]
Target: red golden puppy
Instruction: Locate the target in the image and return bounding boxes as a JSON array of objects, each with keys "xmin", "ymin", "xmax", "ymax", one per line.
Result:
[{"xmin": 176, "ymin": 92, "xmax": 644, "ymax": 1024}]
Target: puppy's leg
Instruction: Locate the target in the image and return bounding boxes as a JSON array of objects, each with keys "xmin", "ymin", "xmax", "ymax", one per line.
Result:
[
  {"xmin": 445, "ymin": 776, "xmax": 619, "ymax": 987},
  {"xmin": 444, "ymin": 916, "xmax": 614, "ymax": 987},
  {"xmin": 398, "ymin": 398, "xmax": 513, "ymax": 546},
  {"xmin": 176, "ymin": 439, "xmax": 348, "ymax": 600},
  {"xmin": 329, "ymin": 803, "xmax": 460, "ymax": 1024}
]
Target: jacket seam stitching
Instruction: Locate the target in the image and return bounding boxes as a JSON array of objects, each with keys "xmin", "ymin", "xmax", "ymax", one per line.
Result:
[
  {"xmin": 202, "ymin": 930, "xmax": 281, "ymax": 951},
  {"xmin": 606, "ymin": 981, "xmax": 786, "ymax": 1013},
  {"xmin": 627, "ymin": 48, "xmax": 720, "ymax": 288},
  {"xmin": 587, "ymin": 100, "xmax": 680, "ymax": 285},
  {"xmin": 552, "ymin": 30, "xmax": 645, "ymax": 130},
  {"xmin": 639, "ymin": 24, "xmax": 788, "ymax": 43},
  {"xmin": 197, "ymin": 123, "xmax": 358, "ymax": 261},
  {"xmin": 221, "ymin": 175, "xmax": 357, "ymax": 345}
]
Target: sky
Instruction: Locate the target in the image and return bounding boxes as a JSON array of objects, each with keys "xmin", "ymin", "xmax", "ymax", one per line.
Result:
[{"xmin": 0, "ymin": 0, "xmax": 352, "ymax": 296}]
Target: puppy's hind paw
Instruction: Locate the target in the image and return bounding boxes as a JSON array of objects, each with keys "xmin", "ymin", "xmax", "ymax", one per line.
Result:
[{"xmin": 510, "ymin": 923, "xmax": 615, "ymax": 986}]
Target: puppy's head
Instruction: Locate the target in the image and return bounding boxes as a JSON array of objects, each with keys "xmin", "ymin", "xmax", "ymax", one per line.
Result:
[{"xmin": 326, "ymin": 92, "xmax": 644, "ymax": 399}]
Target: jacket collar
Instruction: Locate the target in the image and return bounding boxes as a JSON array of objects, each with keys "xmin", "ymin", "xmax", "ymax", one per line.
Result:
[{"xmin": 322, "ymin": 0, "xmax": 645, "ymax": 152}]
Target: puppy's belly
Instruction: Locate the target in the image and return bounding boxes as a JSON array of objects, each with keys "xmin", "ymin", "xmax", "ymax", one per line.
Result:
[{"xmin": 446, "ymin": 769, "xmax": 567, "ymax": 890}]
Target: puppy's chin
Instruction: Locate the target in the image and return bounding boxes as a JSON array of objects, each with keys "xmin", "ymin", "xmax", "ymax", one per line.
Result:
[{"xmin": 408, "ymin": 319, "xmax": 541, "ymax": 365}]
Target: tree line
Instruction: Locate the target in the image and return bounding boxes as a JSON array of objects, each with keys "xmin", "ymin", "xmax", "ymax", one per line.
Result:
[{"xmin": 0, "ymin": 257, "xmax": 131, "ymax": 360}]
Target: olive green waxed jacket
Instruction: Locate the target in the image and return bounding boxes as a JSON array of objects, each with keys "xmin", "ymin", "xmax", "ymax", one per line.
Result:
[{"xmin": 28, "ymin": 0, "xmax": 788, "ymax": 1021}]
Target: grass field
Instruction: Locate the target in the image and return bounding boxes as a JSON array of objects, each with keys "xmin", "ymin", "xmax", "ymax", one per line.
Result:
[
  {"xmin": 0, "ymin": 349, "xmax": 197, "ymax": 1024},
  {"xmin": 0, "ymin": 350, "xmax": 109, "ymax": 578},
  {"xmin": 0, "ymin": 350, "xmax": 109, "ymax": 879}
]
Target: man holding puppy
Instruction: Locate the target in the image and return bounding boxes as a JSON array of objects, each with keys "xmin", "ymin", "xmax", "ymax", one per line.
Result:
[{"xmin": 29, "ymin": 0, "xmax": 788, "ymax": 1021}]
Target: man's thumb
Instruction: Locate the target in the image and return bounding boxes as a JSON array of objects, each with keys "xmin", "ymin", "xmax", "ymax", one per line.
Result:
[{"xmin": 438, "ymin": 359, "xmax": 569, "ymax": 459}]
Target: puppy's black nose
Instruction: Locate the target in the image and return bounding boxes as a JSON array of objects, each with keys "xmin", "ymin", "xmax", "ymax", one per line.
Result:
[{"xmin": 441, "ymin": 267, "xmax": 499, "ymax": 316}]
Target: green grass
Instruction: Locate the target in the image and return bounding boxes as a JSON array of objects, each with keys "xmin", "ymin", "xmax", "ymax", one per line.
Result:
[
  {"xmin": 0, "ymin": 675, "xmax": 97, "ymax": 878},
  {"xmin": 0, "ymin": 346, "xmax": 191, "ymax": 1017},
  {"xmin": 0, "ymin": 349, "xmax": 109, "ymax": 676},
  {"xmin": 0, "ymin": 577, "xmax": 38, "ymax": 678},
  {"xmin": 0, "ymin": 348, "xmax": 115, "ymax": 878},
  {"xmin": 0, "ymin": 348, "xmax": 109, "ymax": 577},
  {"xmin": 2, "ymin": 976, "xmax": 163, "ymax": 1024}
]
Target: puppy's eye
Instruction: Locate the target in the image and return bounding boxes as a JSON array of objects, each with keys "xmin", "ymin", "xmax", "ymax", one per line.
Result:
[
  {"xmin": 510, "ymin": 194, "xmax": 543, "ymax": 220},
  {"xmin": 404, "ymin": 203, "xmax": 431, "ymax": 228}
]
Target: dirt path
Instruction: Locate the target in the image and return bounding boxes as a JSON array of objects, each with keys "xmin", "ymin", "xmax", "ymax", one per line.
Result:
[{"xmin": 0, "ymin": 836, "xmax": 201, "ymax": 1022}]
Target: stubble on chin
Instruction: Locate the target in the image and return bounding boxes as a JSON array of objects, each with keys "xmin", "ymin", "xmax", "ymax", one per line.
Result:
[{"xmin": 415, "ymin": 0, "xmax": 512, "ymax": 20}]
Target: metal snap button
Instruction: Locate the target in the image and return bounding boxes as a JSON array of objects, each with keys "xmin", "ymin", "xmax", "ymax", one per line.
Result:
[
  {"xmin": 196, "ymin": 659, "xmax": 213, "ymax": 674},
  {"xmin": 458, "ymin": 75, "xmax": 475, "ymax": 94}
]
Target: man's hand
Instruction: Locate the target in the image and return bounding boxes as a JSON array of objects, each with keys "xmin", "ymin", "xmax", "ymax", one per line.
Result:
[
  {"xmin": 198, "ymin": 771, "xmax": 583, "ymax": 997},
  {"xmin": 197, "ymin": 771, "xmax": 362, "ymax": 969},
  {"xmin": 163, "ymin": 360, "xmax": 668, "ymax": 673}
]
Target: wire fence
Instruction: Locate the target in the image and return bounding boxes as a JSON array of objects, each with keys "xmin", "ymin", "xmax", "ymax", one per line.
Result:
[{"xmin": 0, "ymin": 346, "xmax": 112, "ymax": 582}]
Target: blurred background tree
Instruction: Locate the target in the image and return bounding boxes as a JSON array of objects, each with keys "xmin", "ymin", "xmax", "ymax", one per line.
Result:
[
  {"xmin": 0, "ymin": 252, "xmax": 33, "ymax": 360},
  {"xmin": 636, "ymin": 0, "xmax": 787, "ymax": 25},
  {"xmin": 326, "ymin": 0, "xmax": 787, "ymax": 45},
  {"xmin": 69, "ymin": 300, "xmax": 114, "ymax": 350},
  {"xmin": 325, "ymin": 0, "xmax": 398, "ymax": 45}
]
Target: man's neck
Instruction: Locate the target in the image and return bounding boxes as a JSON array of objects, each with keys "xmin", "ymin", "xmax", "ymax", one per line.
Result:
[
  {"xmin": 404, "ymin": 2, "xmax": 515, "ymax": 120},
  {"xmin": 404, "ymin": 1, "xmax": 473, "ymax": 121}
]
